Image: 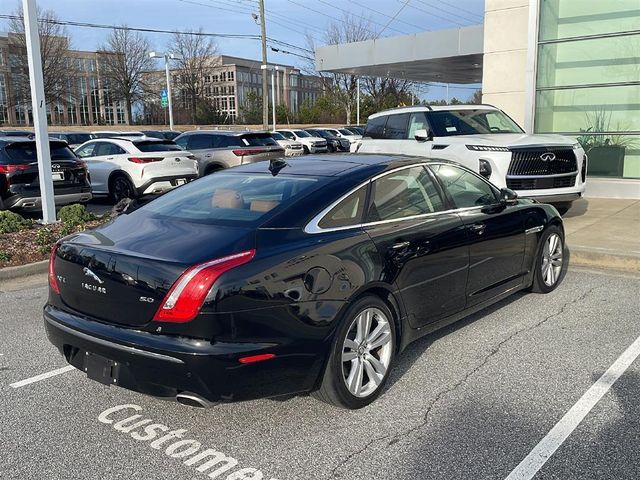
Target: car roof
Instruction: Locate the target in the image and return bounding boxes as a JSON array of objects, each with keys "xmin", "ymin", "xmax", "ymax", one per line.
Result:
[
  {"xmin": 368, "ymin": 104, "xmax": 499, "ymax": 119},
  {"xmin": 181, "ymin": 130, "xmax": 265, "ymax": 136},
  {"xmin": 228, "ymin": 153, "xmax": 448, "ymax": 177}
]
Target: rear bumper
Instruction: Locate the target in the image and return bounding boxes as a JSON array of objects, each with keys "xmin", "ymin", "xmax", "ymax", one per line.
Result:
[
  {"xmin": 136, "ymin": 174, "xmax": 198, "ymax": 196},
  {"xmin": 7, "ymin": 190, "xmax": 92, "ymax": 210},
  {"xmin": 526, "ymin": 192, "xmax": 582, "ymax": 204},
  {"xmin": 44, "ymin": 304, "xmax": 322, "ymax": 403}
]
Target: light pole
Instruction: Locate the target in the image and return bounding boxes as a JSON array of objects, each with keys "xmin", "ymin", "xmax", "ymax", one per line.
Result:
[
  {"xmin": 149, "ymin": 51, "xmax": 182, "ymax": 130},
  {"xmin": 261, "ymin": 64, "xmax": 278, "ymax": 131}
]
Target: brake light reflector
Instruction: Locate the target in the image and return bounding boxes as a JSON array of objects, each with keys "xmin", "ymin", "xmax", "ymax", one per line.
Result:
[
  {"xmin": 153, "ymin": 249, "xmax": 256, "ymax": 323},
  {"xmin": 0, "ymin": 164, "xmax": 31, "ymax": 173},
  {"xmin": 128, "ymin": 157, "xmax": 163, "ymax": 164},
  {"xmin": 239, "ymin": 353, "xmax": 276, "ymax": 364},
  {"xmin": 48, "ymin": 244, "xmax": 60, "ymax": 294}
]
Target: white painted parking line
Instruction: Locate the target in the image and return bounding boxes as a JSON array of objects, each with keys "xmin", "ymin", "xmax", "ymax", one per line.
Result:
[
  {"xmin": 10, "ymin": 365, "xmax": 75, "ymax": 388},
  {"xmin": 505, "ymin": 334, "xmax": 640, "ymax": 480}
]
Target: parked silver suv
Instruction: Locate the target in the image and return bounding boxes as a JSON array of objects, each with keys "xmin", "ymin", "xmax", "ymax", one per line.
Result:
[{"xmin": 174, "ymin": 131, "xmax": 285, "ymax": 176}]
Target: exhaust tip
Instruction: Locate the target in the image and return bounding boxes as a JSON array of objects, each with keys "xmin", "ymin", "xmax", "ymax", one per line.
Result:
[{"xmin": 176, "ymin": 392, "xmax": 214, "ymax": 408}]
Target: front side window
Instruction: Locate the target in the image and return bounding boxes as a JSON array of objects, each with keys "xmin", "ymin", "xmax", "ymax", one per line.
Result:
[
  {"xmin": 318, "ymin": 185, "xmax": 368, "ymax": 229},
  {"xmin": 407, "ymin": 112, "xmax": 429, "ymax": 139},
  {"xmin": 367, "ymin": 166, "xmax": 445, "ymax": 222},
  {"xmin": 278, "ymin": 131, "xmax": 295, "ymax": 140},
  {"xmin": 427, "ymin": 109, "xmax": 523, "ymax": 137},
  {"xmin": 431, "ymin": 164, "xmax": 498, "ymax": 208}
]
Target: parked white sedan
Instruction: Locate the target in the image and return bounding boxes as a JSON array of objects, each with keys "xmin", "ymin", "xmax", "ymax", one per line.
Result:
[{"xmin": 74, "ymin": 137, "xmax": 199, "ymax": 202}]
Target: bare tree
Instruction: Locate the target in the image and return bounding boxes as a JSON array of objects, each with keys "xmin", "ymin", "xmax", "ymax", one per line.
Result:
[
  {"xmin": 8, "ymin": 6, "xmax": 75, "ymax": 108},
  {"xmin": 98, "ymin": 27, "xmax": 154, "ymax": 124},
  {"xmin": 364, "ymin": 77, "xmax": 415, "ymax": 110},
  {"xmin": 168, "ymin": 29, "xmax": 217, "ymax": 123},
  {"xmin": 306, "ymin": 14, "xmax": 374, "ymax": 124}
]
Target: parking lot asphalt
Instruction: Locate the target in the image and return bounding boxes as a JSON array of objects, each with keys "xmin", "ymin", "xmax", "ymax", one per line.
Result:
[{"xmin": 1, "ymin": 267, "xmax": 639, "ymax": 480}]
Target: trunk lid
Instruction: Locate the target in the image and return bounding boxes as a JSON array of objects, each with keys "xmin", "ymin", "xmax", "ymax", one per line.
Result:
[{"xmin": 54, "ymin": 212, "xmax": 255, "ymax": 327}]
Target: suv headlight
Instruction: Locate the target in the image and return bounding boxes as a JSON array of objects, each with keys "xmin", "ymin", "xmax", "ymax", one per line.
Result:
[
  {"xmin": 466, "ymin": 145, "xmax": 510, "ymax": 152},
  {"xmin": 573, "ymin": 143, "xmax": 582, "ymax": 150}
]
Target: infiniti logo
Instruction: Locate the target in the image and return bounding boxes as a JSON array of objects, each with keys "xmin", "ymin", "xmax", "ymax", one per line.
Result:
[
  {"xmin": 52, "ymin": 163, "xmax": 61, "ymax": 170},
  {"xmin": 540, "ymin": 152, "xmax": 556, "ymax": 162},
  {"xmin": 83, "ymin": 267, "xmax": 104, "ymax": 284}
]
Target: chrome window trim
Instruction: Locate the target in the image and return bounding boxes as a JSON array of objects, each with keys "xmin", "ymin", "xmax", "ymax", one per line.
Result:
[{"xmin": 304, "ymin": 162, "xmax": 487, "ymax": 234}]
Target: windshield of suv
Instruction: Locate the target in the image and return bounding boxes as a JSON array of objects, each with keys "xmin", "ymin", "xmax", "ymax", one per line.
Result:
[
  {"xmin": 141, "ymin": 173, "xmax": 320, "ymax": 225},
  {"xmin": 339, "ymin": 129, "xmax": 356, "ymax": 136},
  {"xmin": 428, "ymin": 109, "xmax": 523, "ymax": 136},
  {"xmin": 293, "ymin": 130, "xmax": 311, "ymax": 138},
  {"xmin": 309, "ymin": 130, "xmax": 329, "ymax": 139},
  {"xmin": 271, "ymin": 132, "xmax": 285, "ymax": 140},
  {"xmin": 64, "ymin": 133, "xmax": 95, "ymax": 144}
]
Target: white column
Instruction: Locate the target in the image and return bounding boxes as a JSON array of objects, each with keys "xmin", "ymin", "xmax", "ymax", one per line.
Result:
[
  {"xmin": 22, "ymin": 0, "xmax": 55, "ymax": 223},
  {"xmin": 356, "ymin": 78, "xmax": 360, "ymax": 125}
]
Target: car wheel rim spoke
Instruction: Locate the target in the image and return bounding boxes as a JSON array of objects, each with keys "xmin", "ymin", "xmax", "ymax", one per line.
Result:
[
  {"xmin": 542, "ymin": 233, "xmax": 563, "ymax": 286},
  {"xmin": 342, "ymin": 307, "xmax": 393, "ymax": 398}
]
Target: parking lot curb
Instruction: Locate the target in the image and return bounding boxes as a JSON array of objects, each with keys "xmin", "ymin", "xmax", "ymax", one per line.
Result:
[
  {"xmin": 569, "ymin": 246, "xmax": 640, "ymax": 274},
  {"xmin": 0, "ymin": 260, "xmax": 48, "ymax": 281}
]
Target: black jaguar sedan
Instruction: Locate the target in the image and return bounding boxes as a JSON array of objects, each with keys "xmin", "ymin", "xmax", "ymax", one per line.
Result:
[{"xmin": 45, "ymin": 154, "xmax": 566, "ymax": 409}]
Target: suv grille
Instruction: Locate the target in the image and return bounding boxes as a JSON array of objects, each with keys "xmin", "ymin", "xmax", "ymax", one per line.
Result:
[
  {"xmin": 507, "ymin": 175, "xmax": 576, "ymax": 190},
  {"xmin": 508, "ymin": 148, "xmax": 577, "ymax": 176}
]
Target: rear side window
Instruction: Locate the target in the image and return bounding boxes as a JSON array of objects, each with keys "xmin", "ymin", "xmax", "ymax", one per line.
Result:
[
  {"xmin": 318, "ymin": 185, "xmax": 368, "ymax": 229},
  {"xmin": 4, "ymin": 141, "xmax": 76, "ymax": 163},
  {"xmin": 94, "ymin": 142, "xmax": 127, "ymax": 156},
  {"xmin": 364, "ymin": 116, "xmax": 386, "ymax": 139},
  {"xmin": 383, "ymin": 114, "xmax": 409, "ymax": 139},
  {"xmin": 367, "ymin": 166, "xmax": 445, "ymax": 222},
  {"xmin": 187, "ymin": 134, "xmax": 215, "ymax": 150},
  {"xmin": 134, "ymin": 140, "xmax": 182, "ymax": 152},
  {"xmin": 431, "ymin": 164, "xmax": 497, "ymax": 208},
  {"xmin": 141, "ymin": 173, "xmax": 320, "ymax": 225}
]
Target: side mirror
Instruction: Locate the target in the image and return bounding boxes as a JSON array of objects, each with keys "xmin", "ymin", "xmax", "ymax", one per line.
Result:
[
  {"xmin": 499, "ymin": 188, "xmax": 518, "ymax": 205},
  {"xmin": 414, "ymin": 128, "xmax": 433, "ymax": 142}
]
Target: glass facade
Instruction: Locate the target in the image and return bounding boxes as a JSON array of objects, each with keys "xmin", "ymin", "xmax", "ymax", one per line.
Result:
[{"xmin": 535, "ymin": 0, "xmax": 640, "ymax": 178}]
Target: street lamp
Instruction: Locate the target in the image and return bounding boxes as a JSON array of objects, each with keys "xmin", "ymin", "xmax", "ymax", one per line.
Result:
[
  {"xmin": 149, "ymin": 51, "xmax": 182, "ymax": 131},
  {"xmin": 261, "ymin": 64, "xmax": 278, "ymax": 131}
]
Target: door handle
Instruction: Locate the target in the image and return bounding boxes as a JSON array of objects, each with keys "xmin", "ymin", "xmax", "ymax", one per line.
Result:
[
  {"xmin": 469, "ymin": 223, "xmax": 486, "ymax": 235},
  {"xmin": 106, "ymin": 157, "xmax": 114, "ymax": 160},
  {"xmin": 390, "ymin": 241, "xmax": 411, "ymax": 250},
  {"xmin": 205, "ymin": 154, "xmax": 212, "ymax": 158}
]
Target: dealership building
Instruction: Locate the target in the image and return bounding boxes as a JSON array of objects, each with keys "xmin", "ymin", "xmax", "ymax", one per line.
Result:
[{"xmin": 316, "ymin": 0, "xmax": 640, "ymax": 198}]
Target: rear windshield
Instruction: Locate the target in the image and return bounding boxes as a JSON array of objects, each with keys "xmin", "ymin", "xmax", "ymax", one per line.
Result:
[
  {"xmin": 3, "ymin": 141, "xmax": 76, "ymax": 163},
  {"xmin": 134, "ymin": 140, "xmax": 182, "ymax": 152},
  {"xmin": 241, "ymin": 134, "xmax": 278, "ymax": 147},
  {"xmin": 293, "ymin": 130, "xmax": 311, "ymax": 138},
  {"xmin": 141, "ymin": 173, "xmax": 319, "ymax": 225}
]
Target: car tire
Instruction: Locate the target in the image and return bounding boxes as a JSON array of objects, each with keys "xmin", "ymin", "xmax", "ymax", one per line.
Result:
[
  {"xmin": 204, "ymin": 165, "xmax": 224, "ymax": 176},
  {"xmin": 529, "ymin": 225, "xmax": 566, "ymax": 294},
  {"xmin": 303, "ymin": 145, "xmax": 310, "ymax": 154},
  {"xmin": 312, "ymin": 295, "xmax": 396, "ymax": 409},
  {"xmin": 109, "ymin": 174, "xmax": 137, "ymax": 204}
]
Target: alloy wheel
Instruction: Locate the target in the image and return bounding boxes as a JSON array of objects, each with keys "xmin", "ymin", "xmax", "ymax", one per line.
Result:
[
  {"xmin": 541, "ymin": 232, "xmax": 563, "ymax": 287},
  {"xmin": 341, "ymin": 307, "xmax": 393, "ymax": 398},
  {"xmin": 113, "ymin": 177, "xmax": 133, "ymax": 202}
]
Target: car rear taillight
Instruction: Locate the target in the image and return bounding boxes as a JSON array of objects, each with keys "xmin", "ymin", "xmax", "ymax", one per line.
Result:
[
  {"xmin": 232, "ymin": 149, "xmax": 266, "ymax": 157},
  {"xmin": 48, "ymin": 244, "xmax": 60, "ymax": 294},
  {"xmin": 128, "ymin": 157, "xmax": 163, "ymax": 164},
  {"xmin": 153, "ymin": 249, "xmax": 256, "ymax": 323},
  {"xmin": 0, "ymin": 164, "xmax": 31, "ymax": 173}
]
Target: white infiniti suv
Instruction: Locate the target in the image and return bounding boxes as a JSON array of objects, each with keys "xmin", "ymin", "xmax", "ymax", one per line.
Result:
[
  {"xmin": 356, "ymin": 105, "xmax": 587, "ymax": 212},
  {"xmin": 74, "ymin": 137, "xmax": 198, "ymax": 202}
]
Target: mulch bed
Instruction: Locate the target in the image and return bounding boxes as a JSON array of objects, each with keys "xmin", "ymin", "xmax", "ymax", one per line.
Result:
[{"xmin": 0, "ymin": 219, "xmax": 107, "ymax": 269}]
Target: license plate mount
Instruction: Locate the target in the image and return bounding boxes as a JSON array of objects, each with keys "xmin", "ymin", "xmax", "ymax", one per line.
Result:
[
  {"xmin": 51, "ymin": 172, "xmax": 64, "ymax": 182},
  {"xmin": 175, "ymin": 178, "xmax": 186, "ymax": 186},
  {"xmin": 84, "ymin": 351, "xmax": 119, "ymax": 386}
]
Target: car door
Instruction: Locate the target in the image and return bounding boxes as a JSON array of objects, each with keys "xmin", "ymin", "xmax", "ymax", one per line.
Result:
[
  {"xmin": 363, "ymin": 165, "xmax": 469, "ymax": 328},
  {"xmin": 83, "ymin": 141, "xmax": 126, "ymax": 193},
  {"xmin": 181, "ymin": 133, "xmax": 215, "ymax": 173},
  {"xmin": 429, "ymin": 163, "xmax": 526, "ymax": 307},
  {"xmin": 75, "ymin": 141, "xmax": 106, "ymax": 193}
]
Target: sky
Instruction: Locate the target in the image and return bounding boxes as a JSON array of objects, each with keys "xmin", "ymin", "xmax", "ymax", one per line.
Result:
[{"xmin": 0, "ymin": 0, "xmax": 485, "ymax": 101}]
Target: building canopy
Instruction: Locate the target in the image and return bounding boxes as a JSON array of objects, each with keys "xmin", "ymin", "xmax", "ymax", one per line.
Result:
[{"xmin": 315, "ymin": 25, "xmax": 484, "ymax": 84}]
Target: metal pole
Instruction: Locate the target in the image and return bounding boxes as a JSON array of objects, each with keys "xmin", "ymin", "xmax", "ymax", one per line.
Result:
[
  {"xmin": 22, "ymin": 0, "xmax": 55, "ymax": 223},
  {"xmin": 356, "ymin": 78, "xmax": 360, "ymax": 125},
  {"xmin": 271, "ymin": 68, "xmax": 276, "ymax": 131},
  {"xmin": 165, "ymin": 55, "xmax": 174, "ymax": 131},
  {"xmin": 259, "ymin": 0, "xmax": 268, "ymax": 130}
]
